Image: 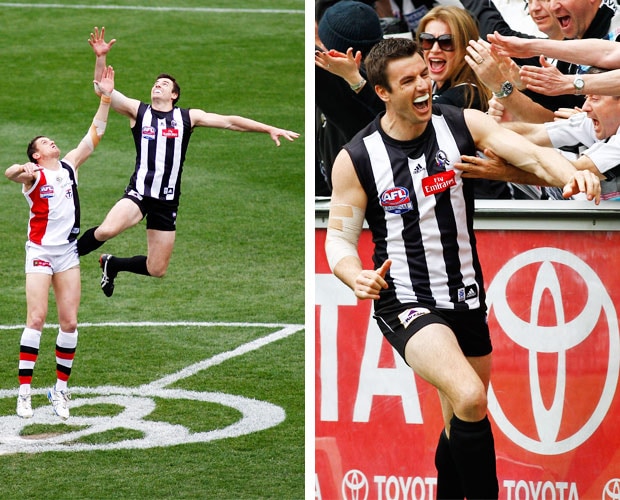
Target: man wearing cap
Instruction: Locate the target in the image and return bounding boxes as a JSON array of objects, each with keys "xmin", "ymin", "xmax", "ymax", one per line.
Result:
[{"xmin": 315, "ymin": 0, "xmax": 385, "ymax": 193}]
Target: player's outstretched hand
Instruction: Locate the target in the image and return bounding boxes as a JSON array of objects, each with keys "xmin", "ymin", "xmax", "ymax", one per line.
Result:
[
  {"xmin": 94, "ymin": 65, "xmax": 115, "ymax": 97},
  {"xmin": 269, "ymin": 128, "xmax": 300, "ymax": 147},
  {"xmin": 89, "ymin": 26, "xmax": 116, "ymax": 57}
]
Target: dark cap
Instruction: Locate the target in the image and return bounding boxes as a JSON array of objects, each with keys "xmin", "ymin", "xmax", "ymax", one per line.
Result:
[{"xmin": 318, "ymin": 0, "xmax": 383, "ymax": 56}]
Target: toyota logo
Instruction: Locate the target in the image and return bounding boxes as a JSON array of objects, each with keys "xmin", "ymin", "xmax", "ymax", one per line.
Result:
[
  {"xmin": 603, "ymin": 478, "xmax": 620, "ymax": 500},
  {"xmin": 486, "ymin": 248, "xmax": 619, "ymax": 455},
  {"xmin": 342, "ymin": 469, "xmax": 369, "ymax": 500}
]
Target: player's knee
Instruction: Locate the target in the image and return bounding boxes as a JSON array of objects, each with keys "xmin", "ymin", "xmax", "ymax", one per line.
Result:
[
  {"xmin": 60, "ymin": 319, "xmax": 78, "ymax": 332},
  {"xmin": 27, "ymin": 317, "xmax": 45, "ymax": 332},
  {"xmin": 455, "ymin": 385, "xmax": 488, "ymax": 422},
  {"xmin": 146, "ymin": 263, "xmax": 168, "ymax": 278},
  {"xmin": 94, "ymin": 226, "xmax": 113, "ymax": 242}
]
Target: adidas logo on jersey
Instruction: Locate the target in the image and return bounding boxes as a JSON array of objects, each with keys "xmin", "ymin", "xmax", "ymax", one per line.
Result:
[
  {"xmin": 457, "ymin": 284, "xmax": 478, "ymax": 302},
  {"xmin": 412, "ymin": 163, "xmax": 425, "ymax": 174}
]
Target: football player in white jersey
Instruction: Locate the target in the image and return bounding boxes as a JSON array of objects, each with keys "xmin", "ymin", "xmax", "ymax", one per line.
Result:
[{"xmin": 5, "ymin": 65, "xmax": 115, "ymax": 420}]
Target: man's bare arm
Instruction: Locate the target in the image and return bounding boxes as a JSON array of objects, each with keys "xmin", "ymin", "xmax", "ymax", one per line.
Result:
[
  {"xmin": 464, "ymin": 108, "xmax": 600, "ymax": 202},
  {"xmin": 65, "ymin": 65, "xmax": 115, "ymax": 170},
  {"xmin": 89, "ymin": 27, "xmax": 116, "ymax": 92},
  {"xmin": 326, "ymin": 149, "xmax": 392, "ymax": 300},
  {"xmin": 490, "ymin": 32, "xmax": 620, "ymax": 69}
]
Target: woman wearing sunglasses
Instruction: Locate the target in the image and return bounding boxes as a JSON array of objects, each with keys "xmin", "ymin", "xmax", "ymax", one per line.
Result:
[
  {"xmin": 417, "ymin": 6, "xmax": 491, "ymax": 111},
  {"xmin": 417, "ymin": 6, "xmax": 512, "ymax": 200}
]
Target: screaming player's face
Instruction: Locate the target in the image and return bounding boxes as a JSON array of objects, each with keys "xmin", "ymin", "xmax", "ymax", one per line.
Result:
[{"xmin": 382, "ymin": 52, "xmax": 432, "ymax": 126}]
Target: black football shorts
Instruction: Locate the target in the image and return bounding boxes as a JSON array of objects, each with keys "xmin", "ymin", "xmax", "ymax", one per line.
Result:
[{"xmin": 374, "ymin": 304, "xmax": 492, "ymax": 363}]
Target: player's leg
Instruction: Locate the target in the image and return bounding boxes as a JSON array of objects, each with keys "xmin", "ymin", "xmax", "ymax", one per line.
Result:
[
  {"xmin": 101, "ymin": 229, "xmax": 174, "ymax": 282},
  {"xmin": 51, "ymin": 266, "xmax": 80, "ymax": 392},
  {"xmin": 94, "ymin": 198, "xmax": 145, "ymax": 296},
  {"xmin": 98, "ymin": 200, "xmax": 176, "ymax": 296},
  {"xmin": 404, "ymin": 324, "xmax": 498, "ymax": 499},
  {"xmin": 446, "ymin": 353, "xmax": 497, "ymax": 496},
  {"xmin": 46, "ymin": 253, "xmax": 81, "ymax": 420},
  {"xmin": 145, "ymin": 228, "xmax": 176, "ymax": 277},
  {"xmin": 405, "ymin": 324, "xmax": 487, "ymax": 421},
  {"xmin": 434, "ymin": 434, "xmax": 462, "ymax": 498},
  {"xmin": 24, "ymin": 272, "xmax": 51, "ymax": 333},
  {"xmin": 17, "ymin": 272, "xmax": 51, "ymax": 417},
  {"xmin": 77, "ymin": 198, "xmax": 143, "ymax": 256}
]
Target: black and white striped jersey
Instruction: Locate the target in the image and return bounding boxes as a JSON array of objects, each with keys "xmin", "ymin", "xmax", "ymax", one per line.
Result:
[
  {"xmin": 129, "ymin": 103, "xmax": 193, "ymax": 203},
  {"xmin": 344, "ymin": 104, "xmax": 486, "ymax": 312}
]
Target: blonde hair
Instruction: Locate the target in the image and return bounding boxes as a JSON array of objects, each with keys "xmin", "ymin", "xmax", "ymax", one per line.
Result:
[{"xmin": 417, "ymin": 6, "xmax": 491, "ymax": 111}]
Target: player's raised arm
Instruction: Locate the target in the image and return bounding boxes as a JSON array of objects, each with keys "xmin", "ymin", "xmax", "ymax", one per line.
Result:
[
  {"xmin": 87, "ymin": 27, "xmax": 139, "ymax": 120},
  {"xmin": 64, "ymin": 65, "xmax": 114, "ymax": 170},
  {"xmin": 89, "ymin": 26, "xmax": 116, "ymax": 90}
]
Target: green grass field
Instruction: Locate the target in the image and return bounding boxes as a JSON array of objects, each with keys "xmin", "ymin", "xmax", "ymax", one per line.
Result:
[{"xmin": 0, "ymin": 1, "xmax": 305, "ymax": 498}]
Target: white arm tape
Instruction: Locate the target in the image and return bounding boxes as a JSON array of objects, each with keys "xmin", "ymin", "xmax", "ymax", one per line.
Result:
[
  {"xmin": 325, "ymin": 204, "xmax": 364, "ymax": 271},
  {"xmin": 81, "ymin": 119, "xmax": 107, "ymax": 151},
  {"xmin": 93, "ymin": 118, "xmax": 107, "ymax": 136}
]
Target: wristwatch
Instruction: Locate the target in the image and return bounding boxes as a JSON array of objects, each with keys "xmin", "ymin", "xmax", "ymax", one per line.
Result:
[
  {"xmin": 493, "ymin": 81, "xmax": 514, "ymax": 99},
  {"xmin": 573, "ymin": 75, "xmax": 585, "ymax": 95}
]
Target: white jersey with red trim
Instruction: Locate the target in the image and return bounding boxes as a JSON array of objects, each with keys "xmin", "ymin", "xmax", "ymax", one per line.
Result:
[{"xmin": 23, "ymin": 160, "xmax": 80, "ymax": 246}]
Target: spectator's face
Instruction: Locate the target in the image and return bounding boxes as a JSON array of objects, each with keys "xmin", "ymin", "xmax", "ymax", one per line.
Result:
[
  {"xmin": 582, "ymin": 95, "xmax": 620, "ymax": 140},
  {"xmin": 419, "ymin": 19, "xmax": 457, "ymax": 90},
  {"xmin": 549, "ymin": 0, "xmax": 598, "ymax": 39},
  {"xmin": 528, "ymin": 0, "xmax": 561, "ymax": 39}
]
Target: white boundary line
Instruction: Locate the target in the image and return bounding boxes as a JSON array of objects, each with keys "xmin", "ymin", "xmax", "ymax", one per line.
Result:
[
  {"xmin": 0, "ymin": 321, "xmax": 304, "ymax": 454},
  {"xmin": 0, "ymin": 3, "xmax": 303, "ymax": 14},
  {"xmin": 0, "ymin": 320, "xmax": 303, "ymax": 330}
]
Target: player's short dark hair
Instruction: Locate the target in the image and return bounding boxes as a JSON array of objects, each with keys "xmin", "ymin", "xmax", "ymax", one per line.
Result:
[
  {"xmin": 27, "ymin": 136, "xmax": 44, "ymax": 163},
  {"xmin": 365, "ymin": 37, "xmax": 423, "ymax": 92},
  {"xmin": 157, "ymin": 73, "xmax": 181, "ymax": 104}
]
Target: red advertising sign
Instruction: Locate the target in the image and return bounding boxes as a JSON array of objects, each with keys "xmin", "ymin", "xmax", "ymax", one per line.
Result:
[{"xmin": 315, "ymin": 228, "xmax": 620, "ymax": 500}]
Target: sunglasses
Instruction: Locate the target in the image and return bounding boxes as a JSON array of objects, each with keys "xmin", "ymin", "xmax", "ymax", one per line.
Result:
[{"xmin": 419, "ymin": 33, "xmax": 455, "ymax": 52}]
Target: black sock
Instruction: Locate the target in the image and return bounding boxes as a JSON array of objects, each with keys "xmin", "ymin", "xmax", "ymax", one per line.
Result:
[
  {"xmin": 435, "ymin": 429, "xmax": 464, "ymax": 499},
  {"xmin": 110, "ymin": 255, "xmax": 150, "ymax": 276},
  {"xmin": 449, "ymin": 415, "xmax": 499, "ymax": 499},
  {"xmin": 77, "ymin": 226, "xmax": 104, "ymax": 256}
]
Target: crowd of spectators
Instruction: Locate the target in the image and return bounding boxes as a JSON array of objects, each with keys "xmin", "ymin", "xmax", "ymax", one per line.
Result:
[{"xmin": 315, "ymin": 0, "xmax": 620, "ymax": 201}]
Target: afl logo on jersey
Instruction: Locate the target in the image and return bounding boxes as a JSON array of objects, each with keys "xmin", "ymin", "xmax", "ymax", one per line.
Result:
[
  {"xmin": 40, "ymin": 185, "xmax": 54, "ymax": 199},
  {"xmin": 380, "ymin": 186, "xmax": 413, "ymax": 215},
  {"xmin": 142, "ymin": 126, "xmax": 156, "ymax": 141}
]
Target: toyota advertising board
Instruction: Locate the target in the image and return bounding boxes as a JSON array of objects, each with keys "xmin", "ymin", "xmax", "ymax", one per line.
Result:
[{"xmin": 315, "ymin": 201, "xmax": 620, "ymax": 500}]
